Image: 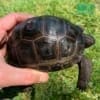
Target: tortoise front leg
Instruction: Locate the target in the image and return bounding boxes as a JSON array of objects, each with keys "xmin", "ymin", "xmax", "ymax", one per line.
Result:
[{"xmin": 77, "ymin": 56, "xmax": 92, "ymax": 90}]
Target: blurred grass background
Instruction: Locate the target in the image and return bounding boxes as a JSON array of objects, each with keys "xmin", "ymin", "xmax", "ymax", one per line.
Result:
[{"xmin": 0, "ymin": 0, "xmax": 100, "ymax": 100}]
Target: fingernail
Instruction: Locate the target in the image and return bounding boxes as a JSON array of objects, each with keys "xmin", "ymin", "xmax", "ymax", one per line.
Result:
[{"xmin": 39, "ymin": 74, "xmax": 49, "ymax": 83}]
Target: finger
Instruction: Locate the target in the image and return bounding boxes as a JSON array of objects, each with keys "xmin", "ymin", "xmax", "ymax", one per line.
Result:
[
  {"xmin": 0, "ymin": 63, "xmax": 48, "ymax": 88},
  {"xmin": 0, "ymin": 45, "xmax": 6, "ymax": 57},
  {"xmin": 0, "ymin": 13, "xmax": 32, "ymax": 31}
]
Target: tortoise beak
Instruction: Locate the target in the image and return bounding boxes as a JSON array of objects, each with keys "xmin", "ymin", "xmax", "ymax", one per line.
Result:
[{"xmin": 83, "ymin": 34, "xmax": 95, "ymax": 48}]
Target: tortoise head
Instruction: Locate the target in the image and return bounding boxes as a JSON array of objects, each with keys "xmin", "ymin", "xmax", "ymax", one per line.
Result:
[
  {"xmin": 83, "ymin": 34, "xmax": 95, "ymax": 48},
  {"xmin": 70, "ymin": 25, "xmax": 95, "ymax": 48}
]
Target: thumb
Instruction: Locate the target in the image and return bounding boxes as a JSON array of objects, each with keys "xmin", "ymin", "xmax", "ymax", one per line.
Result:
[{"xmin": 0, "ymin": 63, "xmax": 49, "ymax": 88}]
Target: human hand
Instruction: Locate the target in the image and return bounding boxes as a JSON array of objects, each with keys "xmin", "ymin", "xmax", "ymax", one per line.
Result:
[{"xmin": 0, "ymin": 13, "xmax": 49, "ymax": 88}]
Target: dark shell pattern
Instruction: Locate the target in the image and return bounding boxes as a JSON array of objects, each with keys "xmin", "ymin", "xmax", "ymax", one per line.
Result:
[{"xmin": 7, "ymin": 16, "xmax": 84, "ymax": 72}]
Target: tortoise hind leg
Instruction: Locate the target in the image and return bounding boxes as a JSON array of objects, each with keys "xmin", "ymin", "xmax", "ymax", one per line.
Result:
[{"xmin": 77, "ymin": 56, "xmax": 92, "ymax": 90}]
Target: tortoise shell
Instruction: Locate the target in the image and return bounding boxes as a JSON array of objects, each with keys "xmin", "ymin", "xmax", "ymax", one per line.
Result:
[{"xmin": 6, "ymin": 15, "xmax": 94, "ymax": 72}]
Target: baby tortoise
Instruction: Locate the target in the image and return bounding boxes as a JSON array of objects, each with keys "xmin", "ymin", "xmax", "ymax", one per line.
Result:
[{"xmin": 6, "ymin": 15, "xmax": 95, "ymax": 90}]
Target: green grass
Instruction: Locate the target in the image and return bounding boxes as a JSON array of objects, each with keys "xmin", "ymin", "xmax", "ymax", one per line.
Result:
[{"xmin": 0, "ymin": 0, "xmax": 100, "ymax": 100}]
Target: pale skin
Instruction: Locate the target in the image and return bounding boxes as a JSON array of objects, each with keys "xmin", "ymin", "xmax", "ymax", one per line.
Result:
[{"xmin": 0, "ymin": 13, "xmax": 49, "ymax": 88}]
